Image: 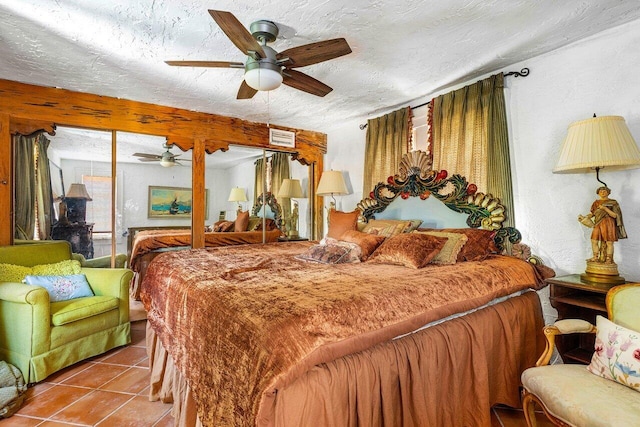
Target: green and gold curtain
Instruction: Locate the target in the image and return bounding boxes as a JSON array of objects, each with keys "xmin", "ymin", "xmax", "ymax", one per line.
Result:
[
  {"xmin": 430, "ymin": 73, "xmax": 514, "ymax": 227},
  {"xmin": 363, "ymin": 107, "xmax": 411, "ymax": 195}
]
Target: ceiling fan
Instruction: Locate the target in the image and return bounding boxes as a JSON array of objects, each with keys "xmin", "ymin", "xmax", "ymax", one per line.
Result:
[
  {"xmin": 132, "ymin": 144, "xmax": 191, "ymax": 168},
  {"xmin": 165, "ymin": 10, "xmax": 352, "ymax": 99}
]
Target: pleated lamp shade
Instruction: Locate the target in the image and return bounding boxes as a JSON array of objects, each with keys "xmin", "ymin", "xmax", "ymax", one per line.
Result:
[
  {"xmin": 554, "ymin": 116, "xmax": 640, "ymax": 173},
  {"xmin": 277, "ymin": 179, "xmax": 304, "ymax": 198}
]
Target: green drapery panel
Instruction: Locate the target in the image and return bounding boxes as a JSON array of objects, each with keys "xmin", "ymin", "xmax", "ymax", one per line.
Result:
[
  {"xmin": 430, "ymin": 73, "xmax": 514, "ymax": 227},
  {"xmin": 271, "ymin": 152, "xmax": 291, "ymax": 224},
  {"xmin": 14, "ymin": 133, "xmax": 37, "ymax": 239},
  {"xmin": 254, "ymin": 157, "xmax": 266, "ymax": 205},
  {"xmin": 363, "ymin": 107, "xmax": 411, "ymax": 195},
  {"xmin": 35, "ymin": 134, "xmax": 54, "ymax": 239}
]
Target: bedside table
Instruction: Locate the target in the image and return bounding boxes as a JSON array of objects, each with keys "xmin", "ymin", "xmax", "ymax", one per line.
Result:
[
  {"xmin": 547, "ymin": 274, "xmax": 622, "ymax": 364},
  {"xmin": 278, "ymin": 236, "xmax": 309, "ymax": 242}
]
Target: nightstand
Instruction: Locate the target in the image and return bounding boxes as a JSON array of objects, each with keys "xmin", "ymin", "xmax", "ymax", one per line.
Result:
[
  {"xmin": 547, "ymin": 274, "xmax": 621, "ymax": 364},
  {"xmin": 278, "ymin": 236, "xmax": 309, "ymax": 242}
]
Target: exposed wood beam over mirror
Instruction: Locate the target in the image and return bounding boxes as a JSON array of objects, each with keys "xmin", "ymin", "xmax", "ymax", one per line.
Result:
[{"xmin": 0, "ymin": 78, "xmax": 326, "ymax": 246}]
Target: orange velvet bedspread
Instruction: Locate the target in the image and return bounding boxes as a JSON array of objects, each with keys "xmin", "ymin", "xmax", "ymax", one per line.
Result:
[
  {"xmin": 129, "ymin": 229, "xmax": 281, "ymax": 299},
  {"xmin": 141, "ymin": 242, "xmax": 550, "ymax": 426}
]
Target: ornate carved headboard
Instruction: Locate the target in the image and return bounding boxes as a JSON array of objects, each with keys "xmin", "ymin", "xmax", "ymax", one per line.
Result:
[
  {"xmin": 252, "ymin": 192, "xmax": 284, "ymax": 231},
  {"xmin": 356, "ymin": 150, "xmax": 525, "ymax": 255}
]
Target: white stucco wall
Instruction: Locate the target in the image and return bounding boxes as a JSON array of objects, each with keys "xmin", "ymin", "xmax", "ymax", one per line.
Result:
[{"xmin": 324, "ymin": 19, "xmax": 640, "ymax": 323}]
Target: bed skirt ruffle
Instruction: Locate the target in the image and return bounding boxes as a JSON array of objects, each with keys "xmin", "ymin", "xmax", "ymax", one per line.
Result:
[{"xmin": 146, "ymin": 290, "xmax": 544, "ymax": 427}]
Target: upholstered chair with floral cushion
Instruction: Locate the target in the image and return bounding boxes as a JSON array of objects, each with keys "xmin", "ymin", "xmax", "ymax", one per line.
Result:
[
  {"xmin": 521, "ymin": 283, "xmax": 640, "ymax": 426},
  {"xmin": 0, "ymin": 241, "xmax": 133, "ymax": 383}
]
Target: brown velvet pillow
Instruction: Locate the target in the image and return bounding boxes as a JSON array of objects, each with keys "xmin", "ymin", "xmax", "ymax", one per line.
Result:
[
  {"xmin": 235, "ymin": 211, "xmax": 249, "ymax": 232},
  {"xmin": 247, "ymin": 216, "xmax": 262, "ymax": 231},
  {"xmin": 327, "ymin": 209, "xmax": 359, "ymax": 239},
  {"xmin": 412, "ymin": 230, "xmax": 468, "ymax": 265},
  {"xmin": 367, "ymin": 233, "xmax": 448, "ymax": 269},
  {"xmin": 213, "ymin": 220, "xmax": 235, "ymax": 232},
  {"xmin": 417, "ymin": 228, "xmax": 499, "ymax": 261},
  {"xmin": 339, "ymin": 230, "xmax": 386, "ymax": 261},
  {"xmin": 255, "ymin": 218, "xmax": 278, "ymax": 231}
]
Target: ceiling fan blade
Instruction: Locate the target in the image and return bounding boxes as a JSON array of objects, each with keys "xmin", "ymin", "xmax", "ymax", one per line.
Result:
[
  {"xmin": 165, "ymin": 60, "xmax": 244, "ymax": 68},
  {"xmin": 277, "ymin": 38, "xmax": 352, "ymax": 68},
  {"xmin": 282, "ymin": 70, "xmax": 333, "ymax": 97},
  {"xmin": 137, "ymin": 158, "xmax": 160, "ymax": 162},
  {"xmin": 133, "ymin": 153, "xmax": 162, "ymax": 160},
  {"xmin": 208, "ymin": 10, "xmax": 265, "ymax": 58},
  {"xmin": 237, "ymin": 80, "xmax": 258, "ymax": 99}
]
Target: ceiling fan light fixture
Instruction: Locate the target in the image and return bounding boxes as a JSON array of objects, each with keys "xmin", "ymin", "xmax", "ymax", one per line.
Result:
[
  {"xmin": 160, "ymin": 158, "xmax": 176, "ymax": 168},
  {"xmin": 244, "ymin": 62, "xmax": 283, "ymax": 91}
]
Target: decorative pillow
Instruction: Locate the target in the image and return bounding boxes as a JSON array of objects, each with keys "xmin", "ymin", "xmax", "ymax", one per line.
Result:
[
  {"xmin": 295, "ymin": 242, "xmax": 361, "ymax": 264},
  {"xmin": 0, "ymin": 263, "xmax": 32, "ymax": 283},
  {"xmin": 255, "ymin": 218, "xmax": 278, "ymax": 231},
  {"xmin": 587, "ymin": 315, "xmax": 640, "ymax": 392},
  {"xmin": 247, "ymin": 216, "xmax": 262, "ymax": 231},
  {"xmin": 412, "ymin": 231, "xmax": 468, "ymax": 265},
  {"xmin": 24, "ymin": 274, "xmax": 94, "ymax": 302},
  {"xmin": 339, "ymin": 230, "xmax": 386, "ymax": 261},
  {"xmin": 417, "ymin": 228, "xmax": 498, "ymax": 261},
  {"xmin": 327, "ymin": 210, "xmax": 360, "ymax": 239},
  {"xmin": 31, "ymin": 260, "xmax": 82, "ymax": 276},
  {"xmin": 362, "ymin": 219, "xmax": 412, "ymax": 238},
  {"xmin": 367, "ymin": 233, "xmax": 448, "ymax": 269},
  {"xmin": 404, "ymin": 219, "xmax": 424, "ymax": 233},
  {"xmin": 213, "ymin": 220, "xmax": 235, "ymax": 232},
  {"xmin": 235, "ymin": 210, "xmax": 250, "ymax": 232}
]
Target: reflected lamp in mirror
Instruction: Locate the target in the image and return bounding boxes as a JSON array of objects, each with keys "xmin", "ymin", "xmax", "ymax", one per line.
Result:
[
  {"xmin": 316, "ymin": 170, "xmax": 348, "ymax": 211},
  {"xmin": 277, "ymin": 179, "xmax": 305, "ymax": 238},
  {"xmin": 228, "ymin": 187, "xmax": 248, "ymax": 214},
  {"xmin": 64, "ymin": 183, "xmax": 92, "ymax": 224},
  {"xmin": 554, "ymin": 115, "xmax": 640, "ymax": 285}
]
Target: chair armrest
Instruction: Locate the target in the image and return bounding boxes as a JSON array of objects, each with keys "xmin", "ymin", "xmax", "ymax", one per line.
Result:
[
  {"xmin": 536, "ymin": 319, "xmax": 597, "ymax": 366},
  {"xmin": 75, "ymin": 253, "xmax": 128, "ymax": 268},
  {"xmin": 82, "ymin": 268, "xmax": 133, "ymax": 325},
  {"xmin": 0, "ymin": 282, "xmax": 49, "ymax": 305}
]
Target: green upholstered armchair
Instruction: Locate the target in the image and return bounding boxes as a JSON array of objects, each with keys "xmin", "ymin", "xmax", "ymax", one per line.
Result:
[{"xmin": 0, "ymin": 241, "xmax": 133, "ymax": 383}]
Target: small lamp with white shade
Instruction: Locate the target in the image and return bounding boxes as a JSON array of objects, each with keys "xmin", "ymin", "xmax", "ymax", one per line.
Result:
[
  {"xmin": 316, "ymin": 170, "xmax": 348, "ymax": 211},
  {"xmin": 554, "ymin": 115, "xmax": 640, "ymax": 284},
  {"xmin": 228, "ymin": 187, "xmax": 248, "ymax": 215}
]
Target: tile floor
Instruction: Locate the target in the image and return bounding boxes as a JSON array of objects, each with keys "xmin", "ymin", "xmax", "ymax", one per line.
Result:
[{"xmin": 3, "ymin": 319, "xmax": 554, "ymax": 427}]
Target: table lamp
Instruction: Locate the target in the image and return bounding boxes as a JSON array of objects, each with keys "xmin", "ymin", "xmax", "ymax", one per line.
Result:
[
  {"xmin": 228, "ymin": 187, "xmax": 248, "ymax": 214},
  {"xmin": 65, "ymin": 183, "xmax": 92, "ymax": 224},
  {"xmin": 277, "ymin": 179, "xmax": 304, "ymax": 238},
  {"xmin": 554, "ymin": 115, "xmax": 640, "ymax": 284},
  {"xmin": 316, "ymin": 170, "xmax": 348, "ymax": 212}
]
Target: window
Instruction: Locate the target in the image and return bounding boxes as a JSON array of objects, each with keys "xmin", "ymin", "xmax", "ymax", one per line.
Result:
[{"xmin": 83, "ymin": 175, "xmax": 113, "ymax": 238}]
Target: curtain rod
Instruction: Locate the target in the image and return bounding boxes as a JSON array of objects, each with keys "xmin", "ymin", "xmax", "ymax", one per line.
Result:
[{"xmin": 359, "ymin": 68, "xmax": 530, "ymax": 130}]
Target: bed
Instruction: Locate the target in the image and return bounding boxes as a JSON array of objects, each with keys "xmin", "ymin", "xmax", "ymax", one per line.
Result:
[
  {"xmin": 140, "ymin": 151, "xmax": 553, "ymax": 426},
  {"xmin": 128, "ymin": 193, "xmax": 285, "ymax": 300}
]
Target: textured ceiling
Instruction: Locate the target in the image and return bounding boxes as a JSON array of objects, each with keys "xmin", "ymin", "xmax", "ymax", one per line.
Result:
[{"xmin": 2, "ymin": 0, "xmax": 640, "ymax": 137}]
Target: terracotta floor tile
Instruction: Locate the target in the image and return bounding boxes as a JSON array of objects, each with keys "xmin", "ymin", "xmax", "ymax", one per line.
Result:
[
  {"xmin": 153, "ymin": 410, "xmax": 175, "ymax": 427},
  {"xmin": 43, "ymin": 361, "xmax": 95, "ymax": 384},
  {"xmin": 100, "ymin": 366, "xmax": 150, "ymax": 394},
  {"xmin": 135, "ymin": 356, "xmax": 150, "ymax": 368},
  {"xmin": 89, "ymin": 346, "xmax": 124, "ymax": 362},
  {"xmin": 61, "ymin": 363, "xmax": 128, "ymax": 389},
  {"xmin": 97, "ymin": 395, "xmax": 171, "ymax": 426},
  {"xmin": 131, "ymin": 319, "xmax": 147, "ymax": 331},
  {"xmin": 37, "ymin": 422, "xmax": 82, "ymax": 427},
  {"xmin": 16, "ymin": 384, "xmax": 90, "ymax": 418},
  {"xmin": 0, "ymin": 415, "xmax": 42, "ymax": 426},
  {"xmin": 23, "ymin": 381, "xmax": 54, "ymax": 400},
  {"xmin": 51, "ymin": 389, "xmax": 132, "ymax": 425},
  {"xmin": 100, "ymin": 346, "xmax": 148, "ymax": 366}
]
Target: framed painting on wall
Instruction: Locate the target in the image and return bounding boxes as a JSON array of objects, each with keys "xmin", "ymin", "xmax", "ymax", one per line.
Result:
[{"xmin": 148, "ymin": 186, "xmax": 209, "ymax": 219}]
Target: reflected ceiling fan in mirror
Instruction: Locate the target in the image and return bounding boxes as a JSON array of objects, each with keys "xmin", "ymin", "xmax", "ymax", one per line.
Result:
[
  {"xmin": 165, "ymin": 10, "xmax": 352, "ymax": 99},
  {"xmin": 132, "ymin": 144, "xmax": 191, "ymax": 168}
]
